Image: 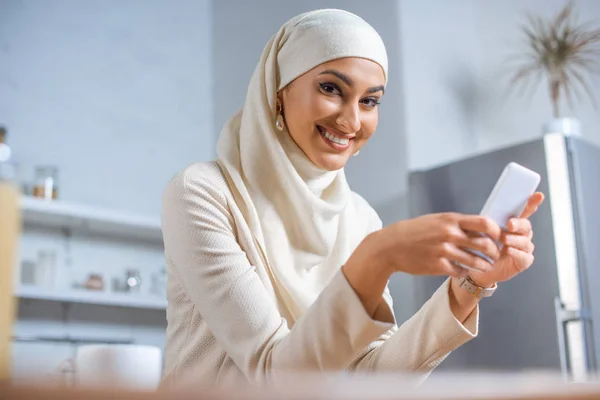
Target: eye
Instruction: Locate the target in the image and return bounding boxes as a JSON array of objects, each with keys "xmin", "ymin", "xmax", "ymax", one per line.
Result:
[
  {"xmin": 361, "ymin": 97, "xmax": 381, "ymax": 109},
  {"xmin": 319, "ymin": 82, "xmax": 342, "ymax": 96}
]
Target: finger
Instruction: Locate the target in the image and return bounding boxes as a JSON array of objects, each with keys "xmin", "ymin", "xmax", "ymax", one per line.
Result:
[
  {"xmin": 458, "ymin": 215, "xmax": 502, "ymax": 242},
  {"xmin": 443, "ymin": 243, "xmax": 494, "ymax": 273},
  {"xmin": 441, "ymin": 258, "xmax": 470, "ymax": 278},
  {"xmin": 507, "ymin": 218, "xmax": 533, "ymax": 236},
  {"xmin": 506, "ymin": 247, "xmax": 535, "ymax": 272},
  {"xmin": 520, "ymin": 192, "xmax": 545, "ymax": 219},
  {"xmin": 457, "ymin": 233, "xmax": 501, "ymax": 262},
  {"xmin": 503, "ymin": 234, "xmax": 534, "ymax": 254}
]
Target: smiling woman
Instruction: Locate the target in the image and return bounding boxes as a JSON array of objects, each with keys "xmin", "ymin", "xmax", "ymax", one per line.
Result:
[{"xmin": 160, "ymin": 8, "xmax": 543, "ymax": 389}]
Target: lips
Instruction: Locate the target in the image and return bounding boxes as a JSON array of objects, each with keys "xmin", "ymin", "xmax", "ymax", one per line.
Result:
[{"xmin": 317, "ymin": 125, "xmax": 354, "ymax": 150}]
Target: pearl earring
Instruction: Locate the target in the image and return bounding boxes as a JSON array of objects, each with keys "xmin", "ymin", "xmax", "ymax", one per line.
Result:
[
  {"xmin": 353, "ymin": 150, "xmax": 360, "ymax": 156},
  {"xmin": 275, "ymin": 101, "xmax": 285, "ymax": 131},
  {"xmin": 275, "ymin": 114, "xmax": 285, "ymax": 131}
]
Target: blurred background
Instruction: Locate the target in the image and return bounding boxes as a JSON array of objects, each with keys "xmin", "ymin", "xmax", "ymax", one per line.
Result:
[{"xmin": 1, "ymin": 0, "xmax": 600, "ymax": 389}]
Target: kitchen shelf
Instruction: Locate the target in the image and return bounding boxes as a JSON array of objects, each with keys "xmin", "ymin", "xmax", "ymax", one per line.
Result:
[
  {"xmin": 20, "ymin": 196, "xmax": 163, "ymax": 243},
  {"xmin": 16, "ymin": 285, "xmax": 167, "ymax": 310}
]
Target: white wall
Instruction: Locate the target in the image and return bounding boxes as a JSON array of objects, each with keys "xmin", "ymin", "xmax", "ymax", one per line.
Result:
[
  {"xmin": 399, "ymin": 0, "xmax": 600, "ymax": 171},
  {"xmin": 0, "ymin": 0, "xmax": 214, "ymax": 216},
  {"xmin": 0, "ymin": 0, "xmax": 213, "ymax": 382}
]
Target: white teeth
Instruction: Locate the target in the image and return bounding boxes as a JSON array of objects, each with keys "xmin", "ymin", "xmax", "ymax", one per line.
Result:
[{"xmin": 323, "ymin": 129, "xmax": 350, "ymax": 145}]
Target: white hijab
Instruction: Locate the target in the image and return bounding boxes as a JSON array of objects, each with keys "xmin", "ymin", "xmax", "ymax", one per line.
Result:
[{"xmin": 216, "ymin": 9, "xmax": 388, "ymax": 321}]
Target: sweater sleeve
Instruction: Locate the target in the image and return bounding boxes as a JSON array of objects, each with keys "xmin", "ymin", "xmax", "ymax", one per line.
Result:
[
  {"xmin": 344, "ymin": 198, "xmax": 479, "ymax": 380},
  {"xmin": 161, "ymin": 168, "xmax": 477, "ymax": 385},
  {"xmin": 347, "ymin": 277, "xmax": 478, "ymax": 382}
]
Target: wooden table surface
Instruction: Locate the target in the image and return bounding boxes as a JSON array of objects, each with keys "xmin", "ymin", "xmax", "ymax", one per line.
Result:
[{"xmin": 3, "ymin": 372, "xmax": 600, "ymax": 400}]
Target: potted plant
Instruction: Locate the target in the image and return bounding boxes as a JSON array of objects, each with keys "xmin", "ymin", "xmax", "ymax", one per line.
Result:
[{"xmin": 506, "ymin": 0, "xmax": 600, "ymax": 136}]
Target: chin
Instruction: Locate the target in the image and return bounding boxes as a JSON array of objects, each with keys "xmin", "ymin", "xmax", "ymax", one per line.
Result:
[{"xmin": 312, "ymin": 153, "xmax": 349, "ymax": 171}]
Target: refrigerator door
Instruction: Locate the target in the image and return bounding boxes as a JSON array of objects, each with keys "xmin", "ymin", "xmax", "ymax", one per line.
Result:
[
  {"xmin": 408, "ymin": 137, "xmax": 563, "ymax": 372},
  {"xmin": 566, "ymin": 136, "xmax": 600, "ymax": 374}
]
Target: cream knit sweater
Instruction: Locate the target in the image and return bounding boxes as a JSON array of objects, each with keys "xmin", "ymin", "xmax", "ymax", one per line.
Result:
[{"xmin": 160, "ymin": 162, "xmax": 478, "ymax": 387}]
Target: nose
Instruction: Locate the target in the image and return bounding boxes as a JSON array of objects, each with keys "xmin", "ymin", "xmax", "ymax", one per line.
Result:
[{"xmin": 335, "ymin": 102, "xmax": 361, "ymax": 133}]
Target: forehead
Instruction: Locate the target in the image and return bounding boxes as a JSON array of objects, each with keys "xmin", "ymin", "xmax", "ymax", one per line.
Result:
[{"xmin": 310, "ymin": 57, "xmax": 386, "ymax": 87}]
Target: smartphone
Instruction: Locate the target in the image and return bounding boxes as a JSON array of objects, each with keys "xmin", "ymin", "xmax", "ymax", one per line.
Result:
[
  {"xmin": 460, "ymin": 162, "xmax": 541, "ymax": 268},
  {"xmin": 480, "ymin": 162, "xmax": 541, "ymax": 229}
]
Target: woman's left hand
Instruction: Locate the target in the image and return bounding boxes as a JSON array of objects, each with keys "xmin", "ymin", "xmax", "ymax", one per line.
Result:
[{"xmin": 468, "ymin": 192, "xmax": 545, "ymax": 288}]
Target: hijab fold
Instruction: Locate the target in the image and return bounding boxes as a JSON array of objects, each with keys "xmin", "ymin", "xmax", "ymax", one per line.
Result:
[{"xmin": 216, "ymin": 9, "xmax": 388, "ymax": 321}]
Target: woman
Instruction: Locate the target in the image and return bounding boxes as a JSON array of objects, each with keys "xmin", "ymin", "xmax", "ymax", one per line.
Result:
[{"xmin": 160, "ymin": 9, "xmax": 544, "ymax": 387}]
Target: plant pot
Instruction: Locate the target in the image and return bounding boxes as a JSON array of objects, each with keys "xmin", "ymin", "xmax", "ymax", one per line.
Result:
[{"xmin": 542, "ymin": 117, "xmax": 581, "ymax": 136}]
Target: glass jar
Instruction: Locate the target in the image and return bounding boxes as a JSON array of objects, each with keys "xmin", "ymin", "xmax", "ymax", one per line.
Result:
[{"xmin": 32, "ymin": 166, "xmax": 59, "ymax": 200}]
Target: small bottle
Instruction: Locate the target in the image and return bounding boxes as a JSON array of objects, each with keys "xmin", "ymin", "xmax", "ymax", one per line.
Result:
[
  {"xmin": 32, "ymin": 166, "xmax": 59, "ymax": 200},
  {"xmin": 0, "ymin": 125, "xmax": 21, "ymax": 380}
]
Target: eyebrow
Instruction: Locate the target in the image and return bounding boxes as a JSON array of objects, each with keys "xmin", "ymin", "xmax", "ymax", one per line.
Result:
[{"xmin": 318, "ymin": 69, "xmax": 385, "ymax": 94}]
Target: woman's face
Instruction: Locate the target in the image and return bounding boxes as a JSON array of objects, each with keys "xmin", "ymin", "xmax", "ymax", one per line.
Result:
[{"xmin": 278, "ymin": 57, "xmax": 385, "ymax": 171}]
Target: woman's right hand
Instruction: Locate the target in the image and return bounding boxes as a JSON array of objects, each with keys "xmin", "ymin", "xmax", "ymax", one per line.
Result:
[
  {"xmin": 363, "ymin": 212, "xmax": 503, "ymax": 278},
  {"xmin": 342, "ymin": 212, "xmax": 502, "ymax": 318}
]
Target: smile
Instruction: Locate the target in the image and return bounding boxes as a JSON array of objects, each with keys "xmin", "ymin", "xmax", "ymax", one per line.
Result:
[{"xmin": 317, "ymin": 125, "xmax": 354, "ymax": 150}]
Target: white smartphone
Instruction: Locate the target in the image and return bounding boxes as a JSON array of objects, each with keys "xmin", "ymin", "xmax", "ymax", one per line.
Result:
[
  {"xmin": 480, "ymin": 162, "xmax": 541, "ymax": 229},
  {"xmin": 461, "ymin": 162, "xmax": 541, "ymax": 268}
]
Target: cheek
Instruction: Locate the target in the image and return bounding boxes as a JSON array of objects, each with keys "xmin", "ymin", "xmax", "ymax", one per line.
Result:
[
  {"xmin": 290, "ymin": 95, "xmax": 339, "ymax": 132},
  {"xmin": 288, "ymin": 92, "xmax": 320, "ymax": 124},
  {"xmin": 312, "ymin": 97, "xmax": 340, "ymax": 115},
  {"xmin": 360, "ymin": 112, "xmax": 379, "ymax": 139},
  {"xmin": 302, "ymin": 97, "xmax": 339, "ymax": 127}
]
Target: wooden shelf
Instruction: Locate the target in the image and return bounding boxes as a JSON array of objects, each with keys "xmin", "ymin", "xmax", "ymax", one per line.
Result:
[
  {"xmin": 16, "ymin": 285, "xmax": 167, "ymax": 310},
  {"xmin": 20, "ymin": 196, "xmax": 163, "ymax": 243}
]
